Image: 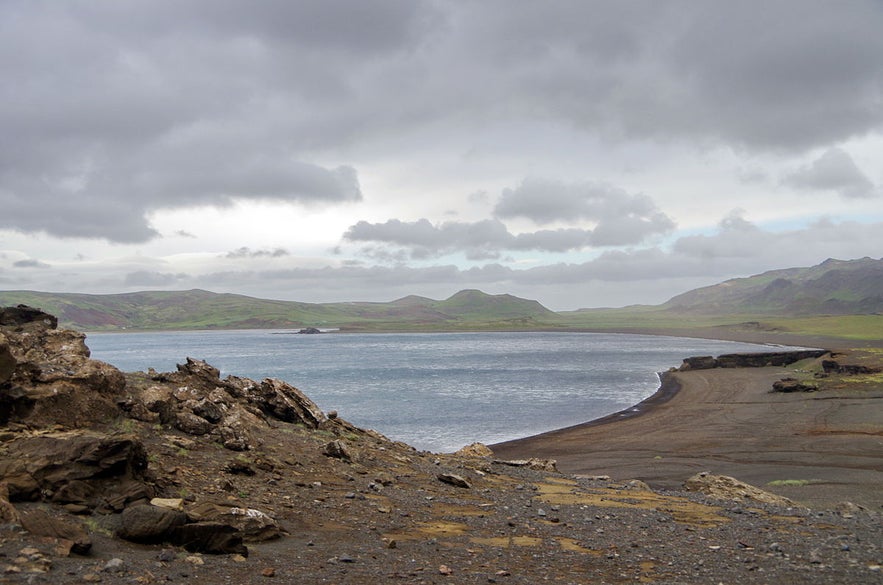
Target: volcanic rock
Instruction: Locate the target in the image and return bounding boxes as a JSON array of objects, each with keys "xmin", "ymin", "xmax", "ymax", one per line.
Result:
[{"xmin": 116, "ymin": 504, "xmax": 188, "ymax": 544}]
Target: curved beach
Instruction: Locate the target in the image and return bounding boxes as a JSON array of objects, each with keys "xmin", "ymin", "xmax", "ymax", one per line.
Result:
[{"xmin": 491, "ymin": 337, "xmax": 883, "ymax": 510}]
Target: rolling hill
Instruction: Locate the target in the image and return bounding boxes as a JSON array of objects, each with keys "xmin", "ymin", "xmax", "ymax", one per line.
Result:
[
  {"xmin": 661, "ymin": 257, "xmax": 883, "ymax": 315},
  {"xmin": 0, "ymin": 257, "xmax": 880, "ymax": 339},
  {"xmin": 0, "ymin": 288, "xmax": 560, "ymax": 332}
]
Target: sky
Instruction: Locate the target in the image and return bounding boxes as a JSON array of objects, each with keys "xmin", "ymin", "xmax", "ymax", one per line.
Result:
[{"xmin": 2, "ymin": 0, "xmax": 882, "ymax": 311}]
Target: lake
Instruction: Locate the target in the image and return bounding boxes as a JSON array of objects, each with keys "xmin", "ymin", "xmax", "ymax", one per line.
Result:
[{"xmin": 86, "ymin": 330, "xmax": 784, "ymax": 452}]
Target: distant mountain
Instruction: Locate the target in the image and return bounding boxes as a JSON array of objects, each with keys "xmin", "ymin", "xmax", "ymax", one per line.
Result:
[
  {"xmin": 0, "ymin": 288, "xmax": 559, "ymax": 331},
  {"xmin": 1, "ymin": 258, "xmax": 880, "ymax": 333},
  {"xmin": 662, "ymin": 257, "xmax": 883, "ymax": 315}
]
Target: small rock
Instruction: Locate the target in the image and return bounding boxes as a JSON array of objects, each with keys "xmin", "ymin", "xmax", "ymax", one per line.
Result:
[
  {"xmin": 438, "ymin": 473, "xmax": 471, "ymax": 489},
  {"xmin": 439, "ymin": 564, "xmax": 453, "ymax": 575},
  {"xmin": 185, "ymin": 555, "xmax": 204, "ymax": 565},
  {"xmin": 150, "ymin": 497, "xmax": 185, "ymax": 511},
  {"xmin": 323, "ymin": 439, "xmax": 352, "ymax": 460},
  {"xmin": 102, "ymin": 558, "xmax": 125, "ymax": 573},
  {"xmin": 261, "ymin": 567, "xmax": 276, "ymax": 577}
]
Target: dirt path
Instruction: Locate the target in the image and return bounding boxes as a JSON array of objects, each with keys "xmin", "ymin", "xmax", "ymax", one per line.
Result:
[{"xmin": 492, "ymin": 362, "xmax": 883, "ymax": 510}]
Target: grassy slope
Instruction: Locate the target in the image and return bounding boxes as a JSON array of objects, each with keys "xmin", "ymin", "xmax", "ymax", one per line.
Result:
[
  {"xmin": 0, "ymin": 289, "xmax": 565, "ymax": 332},
  {"xmin": 2, "ymin": 256, "xmax": 881, "ymax": 342}
]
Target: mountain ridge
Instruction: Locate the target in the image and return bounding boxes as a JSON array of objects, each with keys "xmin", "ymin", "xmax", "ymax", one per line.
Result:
[{"xmin": 1, "ymin": 257, "xmax": 881, "ymax": 334}]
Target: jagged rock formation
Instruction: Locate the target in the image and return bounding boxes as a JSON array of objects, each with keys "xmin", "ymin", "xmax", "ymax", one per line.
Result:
[
  {"xmin": 1, "ymin": 305, "xmax": 880, "ymax": 584},
  {"xmin": 0, "ymin": 306, "xmax": 346, "ymax": 556}
]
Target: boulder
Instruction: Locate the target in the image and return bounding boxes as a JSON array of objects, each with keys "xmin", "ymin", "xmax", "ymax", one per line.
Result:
[
  {"xmin": 0, "ymin": 305, "xmax": 58, "ymax": 329},
  {"xmin": 0, "ymin": 432, "xmax": 150, "ymax": 507},
  {"xmin": 116, "ymin": 504, "xmax": 188, "ymax": 544},
  {"xmin": 323, "ymin": 439, "xmax": 353, "ymax": 461},
  {"xmin": 437, "ymin": 473, "xmax": 471, "ymax": 489},
  {"xmin": 172, "ymin": 522, "xmax": 248, "ymax": 555},
  {"xmin": 249, "ymin": 378, "xmax": 326, "ymax": 428},
  {"xmin": 0, "ymin": 337, "xmax": 15, "ymax": 384},
  {"xmin": 0, "ymin": 482, "xmax": 21, "ymax": 524},
  {"xmin": 187, "ymin": 501, "xmax": 283, "ymax": 542},
  {"xmin": 174, "ymin": 412, "xmax": 214, "ymax": 436},
  {"xmin": 20, "ymin": 509, "xmax": 92, "ymax": 554}
]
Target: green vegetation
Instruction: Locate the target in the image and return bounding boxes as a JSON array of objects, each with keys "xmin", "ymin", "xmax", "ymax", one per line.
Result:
[
  {"xmin": 761, "ymin": 315, "xmax": 883, "ymax": 340},
  {"xmin": 1, "ymin": 257, "xmax": 880, "ymax": 342},
  {"xmin": 767, "ymin": 479, "xmax": 816, "ymax": 487}
]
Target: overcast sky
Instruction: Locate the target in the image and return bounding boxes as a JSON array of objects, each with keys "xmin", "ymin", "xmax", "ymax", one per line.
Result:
[{"xmin": 2, "ymin": 1, "xmax": 882, "ymax": 310}]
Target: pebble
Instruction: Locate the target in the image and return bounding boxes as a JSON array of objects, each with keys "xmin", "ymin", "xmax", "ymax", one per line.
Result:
[{"xmin": 102, "ymin": 558, "xmax": 125, "ymax": 573}]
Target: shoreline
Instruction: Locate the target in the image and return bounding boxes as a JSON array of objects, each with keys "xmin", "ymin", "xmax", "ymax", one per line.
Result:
[{"xmin": 490, "ymin": 340, "xmax": 883, "ymax": 510}]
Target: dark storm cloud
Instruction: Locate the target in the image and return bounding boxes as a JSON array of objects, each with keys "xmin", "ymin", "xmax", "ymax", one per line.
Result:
[
  {"xmin": 784, "ymin": 148, "xmax": 877, "ymax": 199},
  {"xmin": 1, "ymin": 0, "xmax": 420, "ymax": 241}
]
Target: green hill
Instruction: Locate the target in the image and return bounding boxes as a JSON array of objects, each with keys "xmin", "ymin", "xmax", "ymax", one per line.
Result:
[
  {"xmin": 662, "ymin": 257, "xmax": 883, "ymax": 315},
  {"xmin": 1, "ymin": 257, "xmax": 881, "ymax": 341},
  {"xmin": 0, "ymin": 289, "xmax": 560, "ymax": 332}
]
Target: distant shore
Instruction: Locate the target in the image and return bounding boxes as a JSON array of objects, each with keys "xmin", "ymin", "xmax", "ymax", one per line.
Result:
[{"xmin": 491, "ymin": 333, "xmax": 883, "ymax": 510}]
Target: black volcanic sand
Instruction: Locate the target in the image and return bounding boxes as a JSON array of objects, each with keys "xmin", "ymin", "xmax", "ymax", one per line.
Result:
[{"xmin": 493, "ymin": 335, "xmax": 883, "ymax": 511}]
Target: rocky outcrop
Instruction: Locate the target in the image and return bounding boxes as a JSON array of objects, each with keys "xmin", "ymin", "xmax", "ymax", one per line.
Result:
[
  {"xmin": 0, "ymin": 306, "xmax": 333, "ymax": 559},
  {"xmin": 0, "ymin": 306, "xmax": 126, "ymax": 427},
  {"xmin": 684, "ymin": 472, "xmax": 796, "ymax": 507},
  {"xmin": 0, "ymin": 432, "xmax": 151, "ymax": 510},
  {"xmin": 679, "ymin": 349, "xmax": 827, "ymax": 371},
  {"xmin": 821, "ymin": 359, "xmax": 881, "ymax": 375},
  {"xmin": 454, "ymin": 442, "xmax": 494, "ymax": 458},
  {"xmin": 772, "ymin": 378, "xmax": 818, "ymax": 393}
]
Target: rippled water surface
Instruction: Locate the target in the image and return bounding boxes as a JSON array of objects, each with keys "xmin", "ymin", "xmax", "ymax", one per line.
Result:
[{"xmin": 87, "ymin": 331, "xmax": 781, "ymax": 452}]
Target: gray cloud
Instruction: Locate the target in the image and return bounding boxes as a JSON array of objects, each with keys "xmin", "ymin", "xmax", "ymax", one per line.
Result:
[
  {"xmin": 225, "ymin": 247, "xmax": 290, "ymax": 259},
  {"xmin": 494, "ymin": 179, "xmax": 675, "ymax": 238},
  {"xmin": 345, "ymin": 178, "xmax": 675, "ymax": 259},
  {"xmin": 784, "ymin": 147, "xmax": 877, "ymax": 199},
  {"xmin": 187, "ymin": 217, "xmax": 883, "ymax": 308},
  {"xmin": 12, "ymin": 259, "xmax": 50, "ymax": 269},
  {"xmin": 343, "ymin": 216, "xmax": 660, "ymax": 260},
  {"xmin": 3, "ymin": 0, "xmax": 880, "ymax": 245},
  {"xmin": 123, "ymin": 271, "xmax": 187, "ymax": 287}
]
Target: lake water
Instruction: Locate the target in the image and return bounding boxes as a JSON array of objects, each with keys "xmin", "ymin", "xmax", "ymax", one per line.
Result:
[{"xmin": 86, "ymin": 330, "xmax": 784, "ymax": 452}]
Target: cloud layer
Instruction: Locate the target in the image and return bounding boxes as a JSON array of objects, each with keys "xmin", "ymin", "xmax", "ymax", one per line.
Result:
[{"xmin": 1, "ymin": 1, "xmax": 882, "ymax": 308}]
